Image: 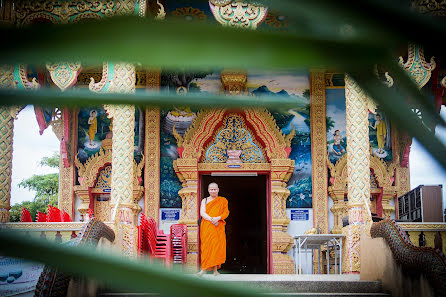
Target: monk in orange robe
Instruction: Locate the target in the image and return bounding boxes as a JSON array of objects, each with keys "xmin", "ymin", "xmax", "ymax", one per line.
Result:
[{"xmin": 198, "ymin": 182, "xmax": 229, "ymax": 275}]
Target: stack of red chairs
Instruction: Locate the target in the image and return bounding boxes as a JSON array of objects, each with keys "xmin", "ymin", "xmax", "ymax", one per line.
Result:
[
  {"xmin": 36, "ymin": 211, "xmax": 47, "ymax": 222},
  {"xmin": 170, "ymin": 224, "xmax": 187, "ymax": 264},
  {"xmin": 47, "ymin": 206, "xmax": 62, "ymax": 222},
  {"xmin": 20, "ymin": 207, "xmax": 32, "ymax": 222},
  {"xmin": 22, "ymin": 206, "xmax": 71, "ymax": 223},
  {"xmin": 138, "ymin": 214, "xmax": 171, "ymax": 265}
]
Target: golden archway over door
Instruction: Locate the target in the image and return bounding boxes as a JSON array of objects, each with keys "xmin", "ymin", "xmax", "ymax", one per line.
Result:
[{"xmin": 173, "ymin": 108, "xmax": 296, "ymax": 274}]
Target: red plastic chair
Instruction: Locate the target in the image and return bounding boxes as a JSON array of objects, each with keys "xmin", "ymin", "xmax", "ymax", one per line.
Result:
[
  {"xmin": 138, "ymin": 214, "xmax": 171, "ymax": 265},
  {"xmin": 36, "ymin": 211, "xmax": 47, "ymax": 222},
  {"xmin": 170, "ymin": 224, "xmax": 187, "ymax": 264},
  {"xmin": 47, "ymin": 206, "xmax": 62, "ymax": 222},
  {"xmin": 20, "ymin": 207, "xmax": 32, "ymax": 222}
]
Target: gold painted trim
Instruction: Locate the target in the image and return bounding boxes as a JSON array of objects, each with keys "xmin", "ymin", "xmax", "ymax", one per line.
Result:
[
  {"xmin": 399, "ymin": 223, "xmax": 446, "ymax": 231},
  {"xmin": 310, "ymin": 70, "xmax": 329, "ymax": 233},
  {"xmin": 0, "ymin": 222, "xmax": 85, "ymax": 231},
  {"xmin": 145, "ymin": 107, "xmax": 161, "ymax": 223},
  {"xmin": 198, "ymin": 163, "xmax": 270, "ymax": 171}
]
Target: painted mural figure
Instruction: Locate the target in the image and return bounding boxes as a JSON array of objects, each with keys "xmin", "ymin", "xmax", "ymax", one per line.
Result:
[
  {"xmin": 198, "ymin": 183, "xmax": 230, "ymax": 276},
  {"xmin": 370, "ymin": 114, "xmax": 386, "ymax": 154},
  {"xmin": 87, "ymin": 110, "xmax": 98, "ymax": 148},
  {"xmin": 332, "ymin": 129, "xmax": 346, "ymax": 155}
]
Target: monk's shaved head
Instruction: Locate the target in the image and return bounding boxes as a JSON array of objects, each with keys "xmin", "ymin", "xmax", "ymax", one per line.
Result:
[{"xmin": 208, "ymin": 182, "xmax": 218, "ymax": 188}]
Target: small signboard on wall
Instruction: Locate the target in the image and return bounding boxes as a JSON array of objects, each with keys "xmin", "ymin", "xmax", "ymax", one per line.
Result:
[
  {"xmin": 161, "ymin": 209, "xmax": 180, "ymax": 221},
  {"xmin": 290, "ymin": 209, "xmax": 309, "ymax": 221}
]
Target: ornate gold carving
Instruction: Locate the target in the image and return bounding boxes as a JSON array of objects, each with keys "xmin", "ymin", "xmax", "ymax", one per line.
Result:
[
  {"xmin": 15, "ymin": 1, "xmax": 114, "ymax": 25},
  {"xmin": 310, "ymin": 70, "xmax": 329, "ymax": 233},
  {"xmin": 209, "ymin": 0, "xmax": 268, "ymax": 29},
  {"xmin": 75, "ymin": 147, "xmax": 112, "ymax": 188},
  {"xmin": 221, "ymin": 70, "xmax": 247, "ymax": 95},
  {"xmin": 0, "ymin": 107, "xmax": 14, "ymax": 223},
  {"xmin": 89, "ymin": 63, "xmax": 110, "ymax": 93},
  {"xmin": 175, "ymin": 107, "xmax": 295, "ymax": 273},
  {"xmin": 0, "ymin": 65, "xmax": 15, "ymax": 89},
  {"xmin": 412, "ymin": 0, "xmax": 446, "ymax": 16},
  {"xmin": 94, "ymin": 199, "xmax": 111, "ymax": 221},
  {"xmin": 58, "ymin": 110, "xmax": 76, "ymax": 217},
  {"xmin": 399, "ymin": 44, "xmax": 436, "ymax": 89},
  {"xmin": 344, "ymin": 74, "xmax": 371, "ymax": 273},
  {"xmin": 0, "ymin": 222, "xmax": 85, "ymax": 230},
  {"xmin": 284, "ymin": 125, "xmax": 295, "ymax": 147},
  {"xmin": 342, "ymin": 224, "xmax": 362, "ymax": 273},
  {"xmin": 345, "ymin": 74, "xmax": 371, "ymax": 216},
  {"xmin": 399, "ymin": 223, "xmax": 446, "ymax": 231},
  {"xmin": 272, "ymin": 253, "xmax": 294, "ymax": 274},
  {"xmin": 115, "ymin": 0, "xmax": 136, "ymax": 16},
  {"xmin": 203, "ymin": 114, "xmax": 264, "ymax": 163},
  {"xmin": 46, "ymin": 62, "xmax": 82, "ymax": 91},
  {"xmin": 145, "ymin": 107, "xmax": 161, "ymax": 223},
  {"xmin": 155, "ymin": 0, "xmax": 166, "ymax": 20},
  {"xmin": 110, "ymin": 104, "xmax": 137, "ymax": 221},
  {"xmin": 198, "ymin": 162, "xmax": 270, "ymax": 171}
]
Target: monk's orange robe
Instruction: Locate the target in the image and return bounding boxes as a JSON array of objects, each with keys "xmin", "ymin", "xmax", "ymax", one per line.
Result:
[{"xmin": 200, "ymin": 196, "xmax": 229, "ymax": 270}]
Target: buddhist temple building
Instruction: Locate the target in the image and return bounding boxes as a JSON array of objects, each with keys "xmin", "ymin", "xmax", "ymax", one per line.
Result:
[{"xmin": 1, "ymin": 0, "xmax": 445, "ymax": 277}]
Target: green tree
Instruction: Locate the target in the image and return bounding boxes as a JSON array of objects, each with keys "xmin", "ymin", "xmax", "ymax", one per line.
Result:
[{"xmin": 9, "ymin": 153, "xmax": 59, "ymax": 222}]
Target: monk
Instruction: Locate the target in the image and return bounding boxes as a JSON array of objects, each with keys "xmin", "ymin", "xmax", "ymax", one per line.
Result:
[{"xmin": 198, "ymin": 182, "xmax": 229, "ymax": 276}]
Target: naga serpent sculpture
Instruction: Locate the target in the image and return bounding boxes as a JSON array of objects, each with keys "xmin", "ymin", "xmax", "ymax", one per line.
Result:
[
  {"xmin": 34, "ymin": 218, "xmax": 115, "ymax": 297},
  {"xmin": 371, "ymin": 219, "xmax": 446, "ymax": 297}
]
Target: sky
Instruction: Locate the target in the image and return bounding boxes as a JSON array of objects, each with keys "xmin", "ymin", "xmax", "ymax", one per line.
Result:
[{"xmin": 9, "ymin": 105, "xmax": 446, "ymax": 214}]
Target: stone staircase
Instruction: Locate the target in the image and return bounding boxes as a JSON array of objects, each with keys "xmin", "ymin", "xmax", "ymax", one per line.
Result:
[{"xmin": 98, "ymin": 274, "xmax": 390, "ymax": 297}]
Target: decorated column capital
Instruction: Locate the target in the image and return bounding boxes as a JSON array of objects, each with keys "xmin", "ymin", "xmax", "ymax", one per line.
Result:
[
  {"xmin": 46, "ymin": 62, "xmax": 82, "ymax": 91},
  {"xmin": 209, "ymin": 0, "xmax": 268, "ymax": 29}
]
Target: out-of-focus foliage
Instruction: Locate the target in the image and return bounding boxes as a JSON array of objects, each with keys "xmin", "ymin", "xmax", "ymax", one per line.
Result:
[{"xmin": 10, "ymin": 154, "xmax": 59, "ymax": 222}]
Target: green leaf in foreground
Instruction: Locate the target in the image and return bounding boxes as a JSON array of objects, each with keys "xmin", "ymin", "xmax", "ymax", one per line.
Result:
[
  {"xmin": 0, "ymin": 87, "xmax": 303, "ymax": 111},
  {"xmin": 0, "ymin": 231, "xmax": 262, "ymax": 297}
]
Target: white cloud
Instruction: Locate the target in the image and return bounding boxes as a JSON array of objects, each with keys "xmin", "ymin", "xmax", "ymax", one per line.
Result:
[
  {"xmin": 11, "ymin": 105, "xmax": 59, "ymax": 205},
  {"xmin": 410, "ymin": 106, "xmax": 446, "ymax": 214}
]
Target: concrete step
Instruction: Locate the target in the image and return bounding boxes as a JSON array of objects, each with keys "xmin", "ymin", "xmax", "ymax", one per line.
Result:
[
  {"xmin": 99, "ymin": 293, "xmax": 390, "ymax": 297},
  {"xmin": 200, "ymin": 274, "xmax": 384, "ymax": 294},
  {"xmin": 98, "ymin": 274, "xmax": 389, "ymax": 297}
]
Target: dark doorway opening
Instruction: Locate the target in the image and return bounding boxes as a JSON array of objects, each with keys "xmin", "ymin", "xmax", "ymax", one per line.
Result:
[{"xmin": 201, "ymin": 175, "xmax": 268, "ymax": 274}]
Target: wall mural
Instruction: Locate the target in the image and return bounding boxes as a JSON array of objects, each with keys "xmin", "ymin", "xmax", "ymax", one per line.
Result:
[
  {"xmin": 247, "ymin": 71, "xmax": 312, "ymax": 208},
  {"xmin": 159, "ymin": 70, "xmax": 312, "ymax": 208},
  {"xmin": 369, "ymin": 110, "xmax": 392, "ymax": 161},
  {"xmin": 159, "ymin": 70, "xmax": 220, "ymax": 208},
  {"xmin": 326, "ymin": 88, "xmax": 347, "ymax": 164},
  {"xmin": 77, "ymin": 107, "xmax": 143, "ymax": 163}
]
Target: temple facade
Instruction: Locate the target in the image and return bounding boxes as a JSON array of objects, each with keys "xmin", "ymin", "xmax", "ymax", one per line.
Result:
[{"xmin": 1, "ymin": 0, "xmax": 445, "ymax": 275}]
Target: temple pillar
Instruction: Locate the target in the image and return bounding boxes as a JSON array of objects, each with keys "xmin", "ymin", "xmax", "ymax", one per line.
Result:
[
  {"xmin": 57, "ymin": 108, "xmax": 77, "ymax": 218},
  {"xmin": 270, "ymin": 158, "xmax": 295, "ymax": 274},
  {"xmin": 104, "ymin": 63, "xmax": 138, "ymax": 257},
  {"xmin": 174, "ymin": 158, "xmax": 199, "ymax": 271},
  {"xmin": 0, "ymin": 107, "xmax": 14, "ymax": 223},
  {"xmin": 0, "ymin": 65, "xmax": 25, "ymax": 223},
  {"xmin": 342, "ymin": 74, "xmax": 371, "ymax": 273},
  {"xmin": 310, "ymin": 70, "xmax": 329, "ymax": 234},
  {"xmin": 381, "ymin": 190, "xmax": 395, "ymax": 219},
  {"xmin": 330, "ymin": 192, "xmax": 347, "ymax": 234},
  {"xmin": 144, "ymin": 69, "xmax": 161, "ymax": 223}
]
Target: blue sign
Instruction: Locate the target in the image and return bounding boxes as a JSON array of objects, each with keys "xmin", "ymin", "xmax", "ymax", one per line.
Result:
[
  {"xmin": 290, "ymin": 209, "xmax": 309, "ymax": 221},
  {"xmin": 227, "ymin": 164, "xmax": 241, "ymax": 168},
  {"xmin": 161, "ymin": 209, "xmax": 180, "ymax": 221}
]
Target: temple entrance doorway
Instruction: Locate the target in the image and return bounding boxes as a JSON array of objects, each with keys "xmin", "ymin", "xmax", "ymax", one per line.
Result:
[{"xmin": 200, "ymin": 174, "xmax": 268, "ymax": 274}]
